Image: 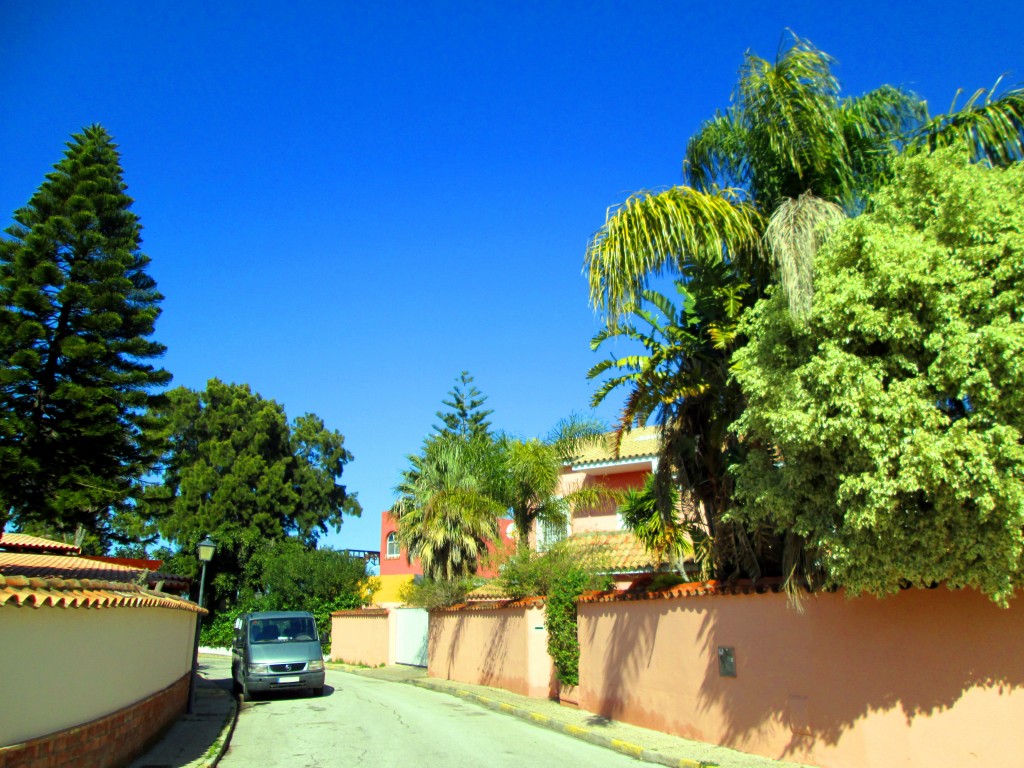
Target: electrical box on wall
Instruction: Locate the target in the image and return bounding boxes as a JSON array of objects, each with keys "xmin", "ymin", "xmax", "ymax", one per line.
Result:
[{"xmin": 718, "ymin": 646, "xmax": 736, "ymax": 677}]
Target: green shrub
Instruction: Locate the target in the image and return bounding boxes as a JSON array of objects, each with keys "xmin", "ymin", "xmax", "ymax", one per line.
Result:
[{"xmin": 397, "ymin": 577, "xmax": 479, "ymax": 610}]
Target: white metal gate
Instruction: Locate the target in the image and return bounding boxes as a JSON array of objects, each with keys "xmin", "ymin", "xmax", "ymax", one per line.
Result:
[{"xmin": 394, "ymin": 607, "xmax": 428, "ymax": 667}]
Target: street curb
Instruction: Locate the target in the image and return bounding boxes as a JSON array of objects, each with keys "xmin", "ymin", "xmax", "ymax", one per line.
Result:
[
  {"xmin": 201, "ymin": 690, "xmax": 238, "ymax": 767},
  {"xmin": 409, "ymin": 678, "xmax": 718, "ymax": 768}
]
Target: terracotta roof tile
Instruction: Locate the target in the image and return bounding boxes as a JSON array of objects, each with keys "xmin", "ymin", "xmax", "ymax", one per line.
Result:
[
  {"xmin": 577, "ymin": 577, "xmax": 785, "ymax": 604},
  {"xmin": 465, "ymin": 581, "xmax": 512, "ymax": 601},
  {"xmin": 0, "ymin": 533, "xmax": 82, "ymax": 555},
  {"xmin": 569, "ymin": 426, "xmax": 660, "ymax": 466},
  {"xmin": 562, "ymin": 530, "xmax": 666, "ymax": 573},
  {"xmin": 0, "ymin": 552, "xmax": 147, "ymax": 581},
  {"xmin": 0, "ymin": 573, "xmax": 205, "ymax": 613},
  {"xmin": 332, "ymin": 608, "xmax": 389, "ymax": 617},
  {"xmin": 0, "ymin": 552, "xmax": 190, "ymax": 593},
  {"xmin": 433, "ymin": 595, "xmax": 546, "ymax": 613}
]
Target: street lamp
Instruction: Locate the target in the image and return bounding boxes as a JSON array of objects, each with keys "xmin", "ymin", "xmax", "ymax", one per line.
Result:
[
  {"xmin": 196, "ymin": 536, "xmax": 216, "ymax": 609},
  {"xmin": 188, "ymin": 535, "xmax": 216, "ymax": 713}
]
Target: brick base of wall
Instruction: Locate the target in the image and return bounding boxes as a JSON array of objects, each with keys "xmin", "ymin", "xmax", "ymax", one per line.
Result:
[{"xmin": 0, "ymin": 672, "xmax": 190, "ymax": 768}]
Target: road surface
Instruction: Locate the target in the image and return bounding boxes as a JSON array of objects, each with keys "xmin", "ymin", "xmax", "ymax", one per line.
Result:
[{"xmin": 218, "ymin": 662, "xmax": 645, "ymax": 767}]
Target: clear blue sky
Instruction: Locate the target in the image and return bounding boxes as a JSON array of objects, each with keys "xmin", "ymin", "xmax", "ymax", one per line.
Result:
[{"xmin": 3, "ymin": 2, "xmax": 1021, "ymax": 554}]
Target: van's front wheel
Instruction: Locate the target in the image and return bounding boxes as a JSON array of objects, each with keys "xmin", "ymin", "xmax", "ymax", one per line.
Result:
[{"xmin": 242, "ymin": 679, "xmax": 254, "ymax": 702}]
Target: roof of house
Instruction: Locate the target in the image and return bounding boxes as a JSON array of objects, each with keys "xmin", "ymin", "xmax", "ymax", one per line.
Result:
[
  {"xmin": 562, "ymin": 530, "xmax": 665, "ymax": 573},
  {"xmin": 0, "ymin": 552, "xmax": 191, "ymax": 592},
  {"xmin": 0, "ymin": 533, "xmax": 82, "ymax": 555},
  {"xmin": 569, "ymin": 426, "xmax": 660, "ymax": 467},
  {"xmin": 0, "ymin": 572, "xmax": 205, "ymax": 613},
  {"xmin": 462, "ymin": 530, "xmax": 669, "ymax": 603}
]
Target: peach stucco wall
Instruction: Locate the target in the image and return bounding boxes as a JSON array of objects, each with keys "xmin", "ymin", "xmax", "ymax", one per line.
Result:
[
  {"xmin": 0, "ymin": 604, "xmax": 197, "ymax": 746},
  {"xmin": 428, "ymin": 604, "xmax": 553, "ymax": 698},
  {"xmin": 558, "ymin": 468, "xmax": 650, "ymax": 534},
  {"xmin": 578, "ymin": 587, "xmax": 1024, "ymax": 768},
  {"xmin": 331, "ymin": 610, "xmax": 391, "ymax": 667}
]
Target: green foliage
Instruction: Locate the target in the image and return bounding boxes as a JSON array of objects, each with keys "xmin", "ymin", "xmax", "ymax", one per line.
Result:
[
  {"xmin": 397, "ymin": 576, "xmax": 480, "ymax": 610},
  {"xmin": 495, "ymin": 416, "xmax": 607, "ymax": 549},
  {"xmin": 585, "ymin": 32, "xmax": 1024, "ymax": 586},
  {"xmin": 433, "ymin": 371, "xmax": 493, "ymax": 440},
  {"xmin": 394, "ymin": 433, "xmax": 504, "ymax": 581},
  {"xmin": 0, "ymin": 125, "xmax": 170, "ymax": 541},
  {"xmin": 198, "ymin": 542, "xmax": 375, "ymax": 649},
  {"xmin": 495, "ymin": 541, "xmax": 612, "ymax": 685},
  {"xmin": 731, "ymin": 150, "xmax": 1024, "ymax": 604},
  {"xmin": 618, "ymin": 474, "xmax": 701, "ymax": 575},
  {"xmin": 144, "ymin": 379, "xmax": 361, "ymax": 606},
  {"xmin": 199, "ymin": 602, "xmax": 253, "ymax": 648},
  {"xmin": 257, "ymin": 539, "xmax": 373, "ymax": 614},
  {"xmin": 588, "ymin": 262, "xmax": 755, "ymax": 578},
  {"xmin": 546, "ymin": 569, "xmax": 590, "ymax": 686}
]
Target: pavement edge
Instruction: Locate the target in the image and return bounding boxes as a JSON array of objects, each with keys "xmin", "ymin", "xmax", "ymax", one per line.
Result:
[
  {"xmin": 409, "ymin": 678, "xmax": 718, "ymax": 768},
  {"xmin": 202, "ymin": 690, "xmax": 239, "ymax": 767}
]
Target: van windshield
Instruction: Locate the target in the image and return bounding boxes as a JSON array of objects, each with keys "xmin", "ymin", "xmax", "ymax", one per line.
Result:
[{"xmin": 249, "ymin": 617, "xmax": 317, "ymax": 644}]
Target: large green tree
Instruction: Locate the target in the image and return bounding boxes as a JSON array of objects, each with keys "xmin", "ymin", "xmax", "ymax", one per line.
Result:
[
  {"xmin": 731, "ymin": 151, "xmax": 1024, "ymax": 604},
  {"xmin": 145, "ymin": 379, "xmax": 360, "ymax": 605},
  {"xmin": 433, "ymin": 370, "xmax": 493, "ymax": 440},
  {"xmin": 585, "ymin": 33, "xmax": 1023, "ymax": 578},
  {"xmin": 0, "ymin": 125, "xmax": 170, "ymax": 541}
]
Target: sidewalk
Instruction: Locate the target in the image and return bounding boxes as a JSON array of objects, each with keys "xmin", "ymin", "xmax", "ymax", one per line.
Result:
[
  {"xmin": 329, "ymin": 662, "xmax": 810, "ymax": 768},
  {"xmin": 128, "ymin": 656, "xmax": 236, "ymax": 768}
]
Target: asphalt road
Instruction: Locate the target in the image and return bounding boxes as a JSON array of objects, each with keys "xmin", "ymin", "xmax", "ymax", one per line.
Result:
[{"xmin": 219, "ymin": 665, "xmax": 647, "ymax": 768}]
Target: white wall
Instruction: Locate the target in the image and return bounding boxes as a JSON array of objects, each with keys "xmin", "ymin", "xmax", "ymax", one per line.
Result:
[{"xmin": 0, "ymin": 605, "xmax": 197, "ymax": 746}]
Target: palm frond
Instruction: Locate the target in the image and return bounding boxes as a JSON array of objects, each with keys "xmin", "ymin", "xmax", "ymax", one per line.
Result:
[
  {"xmin": 585, "ymin": 186, "xmax": 762, "ymax": 322},
  {"xmin": 684, "ymin": 109, "xmax": 750, "ymax": 193},
  {"xmin": 763, "ymin": 192, "xmax": 846, "ymax": 319},
  {"xmin": 910, "ymin": 83, "xmax": 1024, "ymax": 166},
  {"xmin": 737, "ymin": 33, "xmax": 851, "ymax": 206}
]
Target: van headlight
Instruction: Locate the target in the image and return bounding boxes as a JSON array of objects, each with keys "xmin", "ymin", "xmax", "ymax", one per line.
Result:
[
  {"xmin": 308, "ymin": 659, "xmax": 324, "ymax": 671},
  {"xmin": 249, "ymin": 663, "xmax": 270, "ymax": 674}
]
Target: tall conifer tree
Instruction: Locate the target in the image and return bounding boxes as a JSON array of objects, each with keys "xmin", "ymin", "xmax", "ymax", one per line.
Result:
[
  {"xmin": 433, "ymin": 371, "xmax": 493, "ymax": 440},
  {"xmin": 0, "ymin": 125, "xmax": 171, "ymax": 538}
]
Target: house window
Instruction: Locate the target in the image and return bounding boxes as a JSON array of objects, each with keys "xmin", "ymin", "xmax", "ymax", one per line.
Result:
[
  {"xmin": 386, "ymin": 532, "xmax": 400, "ymax": 559},
  {"xmin": 537, "ymin": 518, "xmax": 568, "ymax": 552}
]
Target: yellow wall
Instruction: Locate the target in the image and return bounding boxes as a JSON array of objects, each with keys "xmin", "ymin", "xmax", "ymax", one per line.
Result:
[{"xmin": 373, "ymin": 573, "xmax": 414, "ymax": 605}]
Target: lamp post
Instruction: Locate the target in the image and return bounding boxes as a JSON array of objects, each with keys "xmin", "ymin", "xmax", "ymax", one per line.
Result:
[
  {"xmin": 196, "ymin": 536, "xmax": 215, "ymax": 608},
  {"xmin": 188, "ymin": 536, "xmax": 216, "ymax": 713}
]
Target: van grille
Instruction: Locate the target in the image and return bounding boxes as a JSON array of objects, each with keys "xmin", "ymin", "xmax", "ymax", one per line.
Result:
[{"xmin": 270, "ymin": 663, "xmax": 306, "ymax": 673}]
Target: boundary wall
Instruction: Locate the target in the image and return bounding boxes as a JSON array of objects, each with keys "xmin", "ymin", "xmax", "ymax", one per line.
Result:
[
  {"xmin": 577, "ymin": 583, "xmax": 1024, "ymax": 768},
  {"xmin": 331, "ymin": 608, "xmax": 392, "ymax": 667},
  {"xmin": 0, "ymin": 586, "xmax": 200, "ymax": 768},
  {"xmin": 428, "ymin": 600, "xmax": 553, "ymax": 698}
]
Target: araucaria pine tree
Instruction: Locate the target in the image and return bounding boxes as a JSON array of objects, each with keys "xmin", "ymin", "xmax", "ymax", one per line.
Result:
[{"xmin": 0, "ymin": 125, "xmax": 171, "ymax": 538}]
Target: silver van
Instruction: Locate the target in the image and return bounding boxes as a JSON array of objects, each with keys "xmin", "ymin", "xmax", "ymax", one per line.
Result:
[{"xmin": 231, "ymin": 611, "xmax": 326, "ymax": 700}]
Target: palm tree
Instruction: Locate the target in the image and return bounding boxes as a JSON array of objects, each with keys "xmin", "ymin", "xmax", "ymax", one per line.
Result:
[
  {"xmin": 497, "ymin": 416, "xmax": 608, "ymax": 550},
  {"xmin": 586, "ymin": 33, "xmax": 1023, "ymax": 324},
  {"xmin": 585, "ymin": 32, "xmax": 1023, "ymax": 580},
  {"xmin": 588, "ymin": 263, "xmax": 771, "ymax": 577},
  {"xmin": 392, "ymin": 435, "xmax": 504, "ymax": 581}
]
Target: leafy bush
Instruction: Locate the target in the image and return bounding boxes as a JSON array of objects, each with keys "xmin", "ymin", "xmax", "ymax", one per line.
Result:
[
  {"xmin": 496, "ymin": 542, "xmax": 611, "ymax": 685},
  {"xmin": 732, "ymin": 151, "xmax": 1024, "ymax": 603},
  {"xmin": 397, "ymin": 577, "xmax": 479, "ymax": 610},
  {"xmin": 198, "ymin": 540, "xmax": 377, "ymax": 650}
]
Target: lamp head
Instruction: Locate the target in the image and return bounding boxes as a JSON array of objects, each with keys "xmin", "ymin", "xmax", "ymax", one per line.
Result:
[{"xmin": 197, "ymin": 536, "xmax": 216, "ymax": 563}]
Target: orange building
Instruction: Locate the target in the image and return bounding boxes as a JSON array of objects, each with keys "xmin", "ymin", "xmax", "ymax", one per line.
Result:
[{"xmin": 375, "ymin": 512, "xmax": 515, "ymax": 605}]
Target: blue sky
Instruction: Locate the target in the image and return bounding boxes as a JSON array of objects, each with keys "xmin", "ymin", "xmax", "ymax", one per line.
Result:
[{"xmin": 2, "ymin": 2, "xmax": 1022, "ymax": 555}]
